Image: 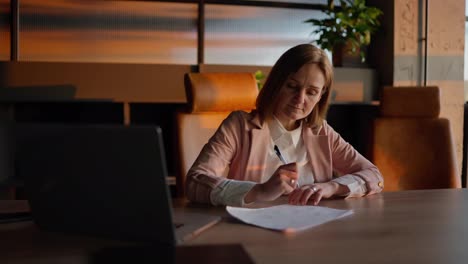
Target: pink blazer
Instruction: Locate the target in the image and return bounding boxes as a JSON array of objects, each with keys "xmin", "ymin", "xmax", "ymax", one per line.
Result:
[{"xmin": 186, "ymin": 111, "xmax": 383, "ymax": 204}]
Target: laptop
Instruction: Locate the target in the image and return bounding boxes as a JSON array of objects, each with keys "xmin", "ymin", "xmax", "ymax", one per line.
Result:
[{"xmin": 14, "ymin": 123, "xmax": 220, "ymax": 245}]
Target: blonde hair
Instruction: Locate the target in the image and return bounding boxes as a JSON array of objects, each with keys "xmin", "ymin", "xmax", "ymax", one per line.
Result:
[{"xmin": 256, "ymin": 44, "xmax": 333, "ymax": 127}]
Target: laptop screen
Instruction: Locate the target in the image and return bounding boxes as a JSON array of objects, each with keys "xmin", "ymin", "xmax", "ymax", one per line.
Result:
[{"xmin": 15, "ymin": 124, "xmax": 177, "ymax": 244}]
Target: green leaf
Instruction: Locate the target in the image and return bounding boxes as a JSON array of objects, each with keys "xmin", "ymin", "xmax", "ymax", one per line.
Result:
[{"xmin": 254, "ymin": 70, "xmax": 265, "ymax": 90}]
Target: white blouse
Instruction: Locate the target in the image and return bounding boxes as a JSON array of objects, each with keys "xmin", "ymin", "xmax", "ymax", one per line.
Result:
[{"xmin": 263, "ymin": 116, "xmax": 315, "ymax": 186}]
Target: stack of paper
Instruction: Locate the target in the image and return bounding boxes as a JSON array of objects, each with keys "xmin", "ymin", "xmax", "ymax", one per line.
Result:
[{"xmin": 226, "ymin": 205, "xmax": 353, "ymax": 232}]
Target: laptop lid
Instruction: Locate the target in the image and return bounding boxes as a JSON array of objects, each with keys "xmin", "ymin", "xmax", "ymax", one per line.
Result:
[{"xmin": 15, "ymin": 124, "xmax": 177, "ymax": 244}]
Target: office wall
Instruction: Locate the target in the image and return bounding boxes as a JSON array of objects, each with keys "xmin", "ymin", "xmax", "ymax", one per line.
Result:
[{"xmin": 425, "ymin": 0, "xmax": 465, "ymax": 180}]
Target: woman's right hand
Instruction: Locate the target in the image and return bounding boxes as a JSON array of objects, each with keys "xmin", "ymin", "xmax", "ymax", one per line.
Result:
[{"xmin": 244, "ymin": 162, "xmax": 298, "ymax": 203}]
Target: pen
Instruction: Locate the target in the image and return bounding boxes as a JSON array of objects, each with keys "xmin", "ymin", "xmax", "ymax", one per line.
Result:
[
  {"xmin": 273, "ymin": 145, "xmax": 298, "ymax": 188},
  {"xmin": 273, "ymin": 145, "xmax": 288, "ymax": 164}
]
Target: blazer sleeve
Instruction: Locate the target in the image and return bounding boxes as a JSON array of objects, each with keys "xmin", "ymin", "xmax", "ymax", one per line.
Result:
[
  {"xmin": 185, "ymin": 111, "xmax": 243, "ymax": 204},
  {"xmin": 325, "ymin": 122, "xmax": 384, "ymax": 195}
]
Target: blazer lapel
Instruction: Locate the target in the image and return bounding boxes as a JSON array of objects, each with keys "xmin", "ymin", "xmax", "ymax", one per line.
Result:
[
  {"xmin": 244, "ymin": 114, "xmax": 271, "ymax": 182},
  {"xmin": 303, "ymin": 127, "xmax": 332, "ymax": 183}
]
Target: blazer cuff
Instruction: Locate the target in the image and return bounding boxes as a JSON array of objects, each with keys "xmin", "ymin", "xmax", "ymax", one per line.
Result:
[
  {"xmin": 210, "ymin": 179, "xmax": 256, "ymax": 206},
  {"xmin": 332, "ymin": 175, "xmax": 367, "ymax": 197}
]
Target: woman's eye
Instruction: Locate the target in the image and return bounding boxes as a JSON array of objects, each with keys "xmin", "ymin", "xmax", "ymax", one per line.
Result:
[
  {"xmin": 286, "ymin": 83, "xmax": 297, "ymax": 89},
  {"xmin": 307, "ymin": 90, "xmax": 318, "ymax": 96}
]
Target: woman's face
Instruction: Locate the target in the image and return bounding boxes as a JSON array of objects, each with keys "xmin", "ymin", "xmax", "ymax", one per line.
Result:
[{"xmin": 273, "ymin": 63, "xmax": 325, "ymax": 130}]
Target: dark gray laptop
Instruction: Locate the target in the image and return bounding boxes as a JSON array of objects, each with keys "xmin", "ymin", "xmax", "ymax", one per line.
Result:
[{"xmin": 15, "ymin": 124, "xmax": 220, "ymax": 245}]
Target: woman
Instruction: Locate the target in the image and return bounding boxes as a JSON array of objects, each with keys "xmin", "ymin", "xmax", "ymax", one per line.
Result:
[{"xmin": 186, "ymin": 44, "xmax": 383, "ymax": 206}]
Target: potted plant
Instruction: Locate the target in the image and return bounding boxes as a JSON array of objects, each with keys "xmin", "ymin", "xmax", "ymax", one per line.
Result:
[{"xmin": 304, "ymin": 0, "xmax": 383, "ymax": 67}]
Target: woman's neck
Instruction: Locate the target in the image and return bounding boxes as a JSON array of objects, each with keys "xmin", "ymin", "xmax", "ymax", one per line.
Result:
[{"xmin": 273, "ymin": 115, "xmax": 300, "ymax": 131}]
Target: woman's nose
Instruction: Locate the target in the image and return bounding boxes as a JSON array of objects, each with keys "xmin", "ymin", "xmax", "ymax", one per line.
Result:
[{"xmin": 293, "ymin": 89, "xmax": 306, "ymax": 103}]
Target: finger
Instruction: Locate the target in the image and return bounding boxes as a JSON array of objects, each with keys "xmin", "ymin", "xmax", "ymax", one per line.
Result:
[
  {"xmin": 288, "ymin": 188, "xmax": 303, "ymax": 204},
  {"xmin": 289, "ymin": 178, "xmax": 299, "ymax": 189},
  {"xmin": 275, "ymin": 165, "xmax": 298, "ymax": 188},
  {"xmin": 312, "ymin": 189, "xmax": 323, "ymax": 206},
  {"xmin": 282, "ymin": 181, "xmax": 295, "ymax": 195},
  {"xmin": 299, "ymin": 188, "xmax": 315, "ymax": 205},
  {"xmin": 279, "ymin": 171, "xmax": 298, "ymax": 184},
  {"xmin": 279, "ymin": 162, "xmax": 298, "ymax": 172},
  {"xmin": 290, "ymin": 185, "xmax": 311, "ymax": 204},
  {"xmin": 287, "ymin": 177, "xmax": 299, "ymax": 189}
]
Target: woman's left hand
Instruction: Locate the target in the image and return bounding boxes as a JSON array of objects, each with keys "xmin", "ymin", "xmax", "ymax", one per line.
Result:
[{"xmin": 288, "ymin": 182, "xmax": 340, "ymax": 206}]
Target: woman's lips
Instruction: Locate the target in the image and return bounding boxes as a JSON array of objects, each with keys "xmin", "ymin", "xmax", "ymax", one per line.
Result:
[{"xmin": 288, "ymin": 105, "xmax": 303, "ymax": 111}]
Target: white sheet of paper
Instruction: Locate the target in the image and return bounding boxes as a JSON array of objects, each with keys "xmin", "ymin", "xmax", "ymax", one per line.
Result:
[{"xmin": 226, "ymin": 205, "xmax": 353, "ymax": 232}]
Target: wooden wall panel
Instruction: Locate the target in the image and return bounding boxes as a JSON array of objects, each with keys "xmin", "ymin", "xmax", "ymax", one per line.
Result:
[{"xmin": 0, "ymin": 62, "xmax": 192, "ymax": 103}]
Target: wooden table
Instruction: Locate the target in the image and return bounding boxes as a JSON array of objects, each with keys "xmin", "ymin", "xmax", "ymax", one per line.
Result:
[
  {"xmin": 1, "ymin": 189, "xmax": 468, "ymax": 263},
  {"xmin": 185, "ymin": 189, "xmax": 468, "ymax": 264}
]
